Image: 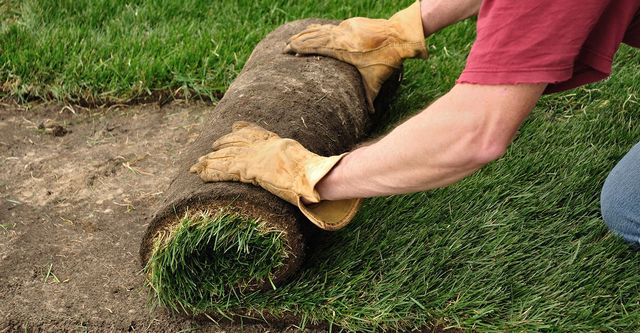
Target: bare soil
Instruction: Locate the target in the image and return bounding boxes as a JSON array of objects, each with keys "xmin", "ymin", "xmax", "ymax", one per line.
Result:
[{"xmin": 0, "ymin": 101, "xmax": 326, "ymax": 332}]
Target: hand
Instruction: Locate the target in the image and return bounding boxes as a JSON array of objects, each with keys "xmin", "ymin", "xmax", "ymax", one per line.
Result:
[
  {"xmin": 190, "ymin": 121, "xmax": 362, "ymax": 230},
  {"xmin": 285, "ymin": 1, "xmax": 427, "ymax": 109}
]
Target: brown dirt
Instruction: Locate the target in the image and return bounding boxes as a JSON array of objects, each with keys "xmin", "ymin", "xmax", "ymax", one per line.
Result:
[{"xmin": 0, "ymin": 101, "xmax": 327, "ymax": 332}]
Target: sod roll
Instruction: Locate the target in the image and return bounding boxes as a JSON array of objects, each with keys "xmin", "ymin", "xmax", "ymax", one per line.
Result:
[{"xmin": 139, "ymin": 19, "xmax": 401, "ymax": 313}]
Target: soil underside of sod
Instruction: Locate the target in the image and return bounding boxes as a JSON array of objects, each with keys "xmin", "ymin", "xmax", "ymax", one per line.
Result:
[{"xmin": 0, "ymin": 101, "xmax": 335, "ymax": 333}]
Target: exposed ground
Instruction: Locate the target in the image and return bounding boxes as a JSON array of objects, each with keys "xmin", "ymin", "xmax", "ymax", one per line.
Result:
[{"xmin": 0, "ymin": 101, "xmax": 326, "ymax": 332}]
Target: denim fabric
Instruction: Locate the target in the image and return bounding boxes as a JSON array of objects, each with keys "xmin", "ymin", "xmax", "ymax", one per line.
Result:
[{"xmin": 601, "ymin": 141, "xmax": 640, "ymax": 249}]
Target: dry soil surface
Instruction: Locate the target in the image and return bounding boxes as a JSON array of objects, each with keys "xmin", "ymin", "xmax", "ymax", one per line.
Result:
[{"xmin": 0, "ymin": 101, "xmax": 327, "ymax": 333}]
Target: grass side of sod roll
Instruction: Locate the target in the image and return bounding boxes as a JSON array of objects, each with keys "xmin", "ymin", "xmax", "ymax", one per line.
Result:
[
  {"xmin": 4, "ymin": 1, "xmax": 640, "ymax": 332},
  {"xmin": 145, "ymin": 210, "xmax": 288, "ymax": 314}
]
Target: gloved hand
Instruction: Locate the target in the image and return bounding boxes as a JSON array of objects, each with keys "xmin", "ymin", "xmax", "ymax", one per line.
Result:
[
  {"xmin": 190, "ymin": 121, "xmax": 361, "ymax": 231},
  {"xmin": 284, "ymin": 0, "xmax": 427, "ymax": 110}
]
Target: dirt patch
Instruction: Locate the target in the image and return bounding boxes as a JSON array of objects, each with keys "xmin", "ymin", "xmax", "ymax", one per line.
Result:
[{"xmin": 0, "ymin": 101, "xmax": 326, "ymax": 332}]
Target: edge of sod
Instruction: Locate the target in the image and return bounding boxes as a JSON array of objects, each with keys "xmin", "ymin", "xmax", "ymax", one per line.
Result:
[{"xmin": 144, "ymin": 209, "xmax": 289, "ymax": 315}]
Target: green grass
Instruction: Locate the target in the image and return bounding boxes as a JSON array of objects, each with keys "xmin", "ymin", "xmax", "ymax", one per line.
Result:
[
  {"xmin": 4, "ymin": 0, "xmax": 640, "ymax": 331},
  {"xmin": 146, "ymin": 210, "xmax": 288, "ymax": 313},
  {"xmin": 0, "ymin": 0, "xmax": 406, "ymax": 103}
]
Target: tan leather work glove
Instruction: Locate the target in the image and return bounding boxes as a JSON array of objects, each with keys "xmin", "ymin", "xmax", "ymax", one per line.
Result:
[
  {"xmin": 284, "ymin": 1, "xmax": 427, "ymax": 110},
  {"xmin": 189, "ymin": 121, "xmax": 361, "ymax": 231}
]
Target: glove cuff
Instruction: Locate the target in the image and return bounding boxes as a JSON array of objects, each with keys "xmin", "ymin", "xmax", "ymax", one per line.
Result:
[
  {"xmin": 390, "ymin": 0, "xmax": 428, "ymax": 59},
  {"xmin": 298, "ymin": 153, "xmax": 362, "ymax": 230},
  {"xmin": 298, "ymin": 197, "xmax": 363, "ymax": 231},
  {"xmin": 304, "ymin": 153, "xmax": 347, "ymax": 200}
]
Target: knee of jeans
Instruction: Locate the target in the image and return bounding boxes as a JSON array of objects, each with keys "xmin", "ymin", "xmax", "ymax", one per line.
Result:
[{"xmin": 600, "ymin": 173, "xmax": 636, "ymax": 236}]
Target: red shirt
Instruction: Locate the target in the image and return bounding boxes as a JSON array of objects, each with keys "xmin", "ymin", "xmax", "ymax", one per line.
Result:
[{"xmin": 457, "ymin": 0, "xmax": 640, "ymax": 93}]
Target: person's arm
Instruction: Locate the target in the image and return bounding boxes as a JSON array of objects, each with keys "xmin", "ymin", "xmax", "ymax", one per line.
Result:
[
  {"xmin": 315, "ymin": 83, "xmax": 547, "ymax": 200},
  {"xmin": 421, "ymin": 0, "xmax": 482, "ymax": 36}
]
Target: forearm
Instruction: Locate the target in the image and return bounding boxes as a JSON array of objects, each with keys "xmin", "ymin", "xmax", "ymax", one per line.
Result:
[
  {"xmin": 319, "ymin": 116, "xmax": 486, "ymax": 198},
  {"xmin": 316, "ymin": 83, "xmax": 546, "ymax": 200},
  {"xmin": 421, "ymin": 0, "xmax": 481, "ymax": 36}
]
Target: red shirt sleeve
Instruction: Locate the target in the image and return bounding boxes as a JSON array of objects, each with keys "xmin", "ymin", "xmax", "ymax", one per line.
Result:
[
  {"xmin": 457, "ymin": 0, "xmax": 640, "ymax": 94},
  {"xmin": 624, "ymin": 10, "xmax": 640, "ymax": 48}
]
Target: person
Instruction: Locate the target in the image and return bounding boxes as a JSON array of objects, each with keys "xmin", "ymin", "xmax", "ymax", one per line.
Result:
[{"xmin": 190, "ymin": 0, "xmax": 640, "ymax": 247}]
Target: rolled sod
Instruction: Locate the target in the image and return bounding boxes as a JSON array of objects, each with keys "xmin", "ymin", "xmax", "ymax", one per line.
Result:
[{"xmin": 139, "ymin": 19, "xmax": 401, "ymax": 314}]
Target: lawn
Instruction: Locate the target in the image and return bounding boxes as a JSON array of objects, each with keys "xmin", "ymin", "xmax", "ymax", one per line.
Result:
[{"xmin": 2, "ymin": 0, "xmax": 640, "ymax": 332}]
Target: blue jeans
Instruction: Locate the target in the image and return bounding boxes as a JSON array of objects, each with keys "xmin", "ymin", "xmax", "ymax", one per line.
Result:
[{"xmin": 601, "ymin": 142, "xmax": 640, "ymax": 249}]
